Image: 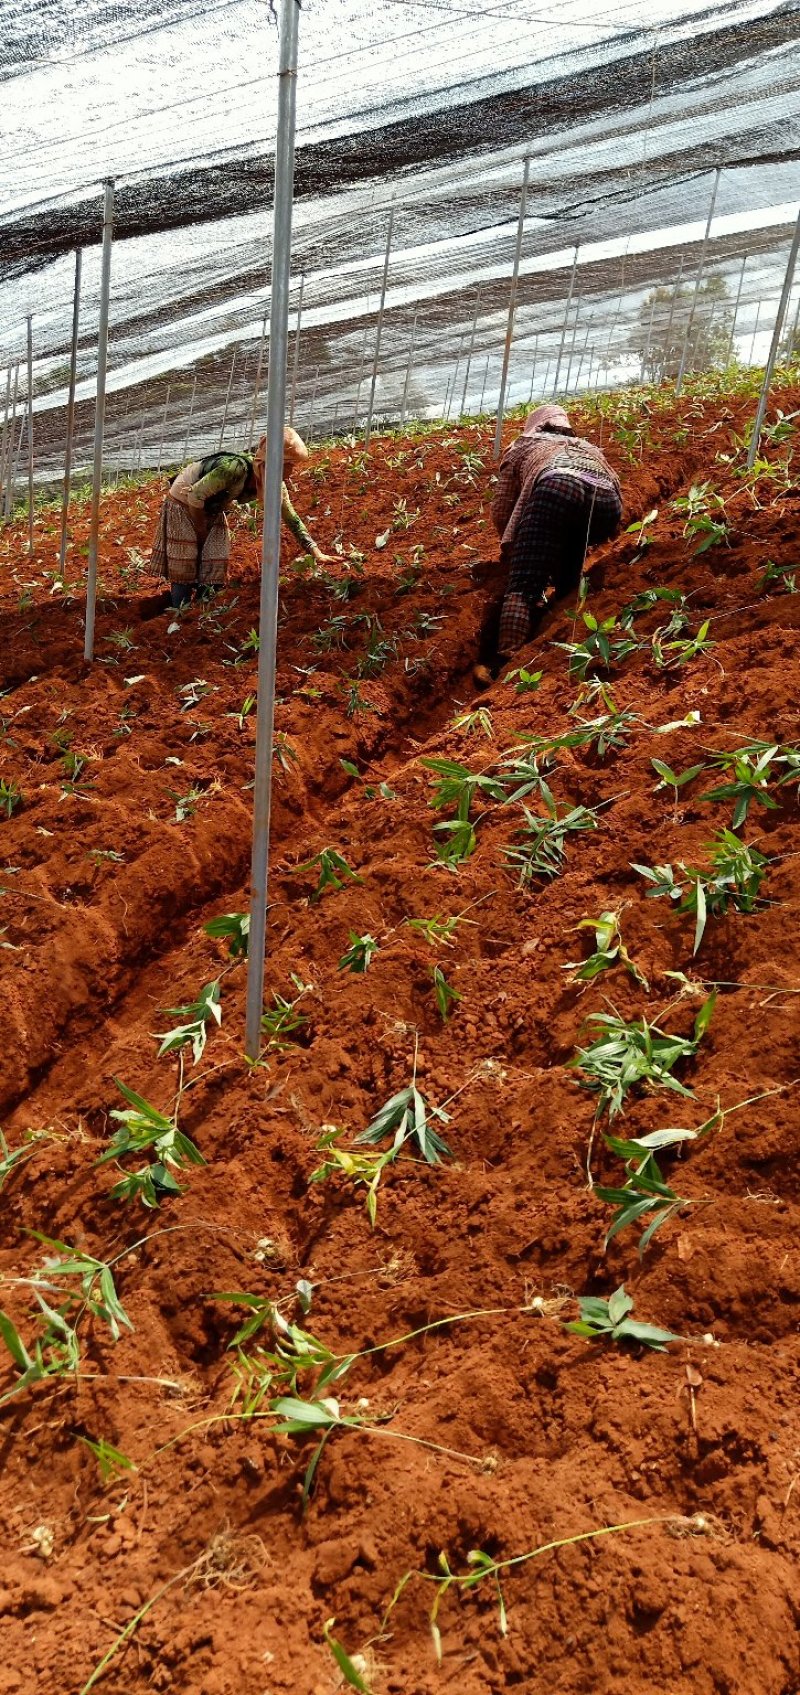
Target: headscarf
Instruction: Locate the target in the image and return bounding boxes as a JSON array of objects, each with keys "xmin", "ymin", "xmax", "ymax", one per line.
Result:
[{"xmin": 523, "ymin": 403, "xmax": 573, "ymax": 435}]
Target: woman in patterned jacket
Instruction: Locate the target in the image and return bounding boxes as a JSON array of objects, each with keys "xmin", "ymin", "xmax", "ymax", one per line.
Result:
[
  {"xmin": 151, "ymin": 426, "xmax": 332, "ymax": 607},
  {"xmin": 483, "ymin": 402, "xmax": 622, "ymax": 669}
]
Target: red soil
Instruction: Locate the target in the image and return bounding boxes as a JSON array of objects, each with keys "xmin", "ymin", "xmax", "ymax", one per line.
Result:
[{"xmin": 1, "ymin": 379, "xmax": 799, "ymax": 1695}]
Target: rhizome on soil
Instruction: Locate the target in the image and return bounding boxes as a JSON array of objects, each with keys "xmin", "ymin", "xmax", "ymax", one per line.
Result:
[{"xmin": 1, "ymin": 369, "xmax": 800, "ymax": 1695}]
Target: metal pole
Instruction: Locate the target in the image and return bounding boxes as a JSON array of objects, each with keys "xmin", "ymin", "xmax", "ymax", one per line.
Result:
[
  {"xmin": 726, "ymin": 252, "xmax": 747, "ymax": 365},
  {"xmin": 84, "ymin": 177, "xmax": 115, "ymax": 663},
  {"xmin": 747, "ymin": 209, "xmax": 800, "ymax": 469},
  {"xmin": 789, "ymin": 285, "xmax": 800, "ymax": 358},
  {"xmin": 641, "ymin": 291, "xmax": 657, "ymax": 381},
  {"xmin": 460, "ymin": 288, "xmax": 481, "ymax": 418},
  {"xmin": 450, "ymin": 333, "xmax": 465, "ymax": 421},
  {"xmin": 244, "ymin": 0, "xmax": 301, "ymax": 1061},
  {"xmin": 0, "ymin": 366, "xmax": 10, "ymax": 519},
  {"xmin": 289, "ymin": 272, "xmax": 304, "ymax": 425},
  {"xmin": 551, "ymin": 243, "xmax": 579, "ymax": 397},
  {"xmin": 58, "ymin": 248, "xmax": 82, "ymax": 574},
  {"xmin": 157, "ymin": 384, "xmax": 171, "ymax": 474},
  {"xmin": 9, "ymin": 415, "xmax": 24, "ymax": 516},
  {"xmin": 352, "ymin": 326, "xmax": 368, "ymax": 434},
  {"xmin": 26, "ymin": 315, "xmax": 34, "ymax": 555},
  {"xmin": 493, "ymin": 155, "xmax": 530, "ymax": 460},
  {"xmin": 527, "ymin": 333, "xmax": 539, "ymax": 404},
  {"xmin": 479, "ymin": 355, "xmax": 490, "ymax": 414},
  {"xmin": 574, "ymin": 324, "xmax": 591, "ymax": 390},
  {"xmin": 184, "ymin": 375, "xmax": 197, "ymax": 461},
  {"xmin": 400, "ymin": 311, "xmax": 418, "ymax": 425},
  {"xmin": 5, "ymin": 359, "xmax": 19, "ymax": 517},
  {"xmin": 365, "ymin": 203, "xmax": 395, "ymax": 446},
  {"xmin": 249, "ymin": 312, "xmax": 268, "ymax": 442},
  {"xmin": 749, "ymin": 301, "xmax": 762, "ymax": 366},
  {"xmin": 219, "ymin": 349, "xmax": 237, "ymax": 448},
  {"xmin": 563, "ymin": 297, "xmax": 582, "ymax": 394},
  {"xmin": 676, "ymin": 165, "xmax": 721, "ymax": 393}
]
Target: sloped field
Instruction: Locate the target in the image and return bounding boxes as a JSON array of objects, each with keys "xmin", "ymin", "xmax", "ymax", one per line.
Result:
[{"xmin": 1, "ymin": 374, "xmax": 799, "ymax": 1695}]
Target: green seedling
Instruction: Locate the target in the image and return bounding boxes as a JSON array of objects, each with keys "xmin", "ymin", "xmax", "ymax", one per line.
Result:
[
  {"xmin": 651, "ymin": 758, "xmax": 706, "ymax": 808},
  {"xmin": 355, "ymin": 1083, "xmax": 452, "ymax": 1164},
  {"xmin": 490, "ymin": 748, "xmax": 556, "ymax": 806},
  {"xmin": 571, "ymin": 993, "xmax": 715, "ymax": 1120},
  {"xmin": 322, "ymin": 1619, "xmax": 373, "ymax": 1695},
  {"xmin": 338, "ymin": 932, "xmax": 379, "ymax": 974},
  {"xmin": 619, "ymin": 587, "xmax": 684, "ymax": 628},
  {"xmin": 652, "ymin": 617, "xmax": 714, "ymax": 668},
  {"xmin": 596, "ymin": 1115, "xmax": 718, "ymax": 1254},
  {"xmin": 0, "ymin": 1129, "xmax": 53, "ymax": 1192},
  {"xmin": 452, "ymin": 707, "xmax": 494, "ymax": 739},
  {"xmin": 355, "ymin": 630, "xmax": 398, "ymax": 679},
  {"xmin": 422, "ymin": 756, "xmax": 498, "ymax": 814},
  {"xmin": 554, "ymin": 612, "xmax": 639, "ymax": 678},
  {"xmin": 235, "ymin": 628, "xmax": 260, "ymax": 661},
  {"xmin": 698, "ymin": 745, "xmax": 780, "ymax": 827},
  {"xmin": 293, "ymin": 846, "xmax": 361, "ymax": 900},
  {"xmin": 0, "ymin": 1237, "xmax": 132, "ymax": 1407},
  {"xmin": 274, "ymin": 733, "xmax": 299, "ymax": 772},
  {"xmin": 564, "ymin": 910, "xmax": 648, "ymax": 989},
  {"xmin": 155, "ymin": 979, "xmax": 221, "ymax": 1064},
  {"xmin": 78, "ymin": 1436, "xmax": 137, "ymax": 1485},
  {"xmin": 405, "ymin": 913, "xmax": 463, "ymax": 948},
  {"xmin": 261, "ymin": 979, "xmax": 310, "ymax": 1048},
  {"xmin": 624, "ymin": 508, "xmax": 659, "ymax": 552},
  {"xmin": 204, "ymin": 911, "xmax": 249, "ymax": 957},
  {"xmin": 178, "ymin": 678, "xmax": 213, "ymax": 710},
  {"xmin": 343, "ymin": 680, "xmax": 378, "ymax": 719},
  {"xmin": 0, "ymin": 779, "xmax": 21, "ymax": 818},
  {"xmin": 504, "ymin": 666, "xmax": 543, "ymax": 694},
  {"xmin": 672, "ymin": 483, "xmax": 729, "ymax": 553},
  {"xmin": 579, "ymin": 708, "xmax": 639, "ymax": 758},
  {"xmin": 564, "ymin": 1285, "xmax": 680, "ymax": 1350},
  {"xmin": 633, "ymin": 833, "xmax": 768, "ymax": 952},
  {"xmin": 310, "ymin": 1127, "xmax": 396, "ymax": 1228},
  {"xmin": 171, "ymin": 786, "xmax": 205, "ymax": 822},
  {"xmin": 431, "ymin": 964, "xmax": 461, "ymax": 1021},
  {"xmin": 759, "ymin": 559, "xmax": 797, "ymax": 594},
  {"xmin": 97, "ymin": 1078, "xmax": 206, "ymax": 1208},
  {"xmin": 504, "ymin": 790, "xmax": 599, "ymax": 885}
]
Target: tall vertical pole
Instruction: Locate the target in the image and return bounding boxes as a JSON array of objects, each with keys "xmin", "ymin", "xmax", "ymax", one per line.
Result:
[
  {"xmin": 7, "ymin": 360, "xmax": 20, "ymax": 516},
  {"xmin": 400, "ymin": 311, "xmax": 418, "ymax": 425},
  {"xmin": 563, "ymin": 297, "xmax": 582, "ymax": 394},
  {"xmin": 641, "ymin": 291, "xmax": 657, "ymax": 381},
  {"xmin": 184, "ymin": 375, "xmax": 197, "ymax": 461},
  {"xmin": 58, "ymin": 247, "xmax": 82, "ymax": 575},
  {"xmin": 789, "ymin": 285, "xmax": 800, "ymax": 357},
  {"xmin": 449, "ymin": 333, "xmax": 466, "ymax": 421},
  {"xmin": 479, "ymin": 355, "xmax": 490, "ymax": 414},
  {"xmin": 551, "ymin": 243, "xmax": 579, "ymax": 397},
  {"xmin": 26, "ymin": 315, "xmax": 34, "ymax": 555},
  {"xmin": 307, "ymin": 365, "xmax": 319, "ymax": 443},
  {"xmin": 527, "ymin": 333, "xmax": 539, "ymax": 404},
  {"xmin": 747, "ymin": 209, "xmax": 800, "ymax": 468},
  {"xmin": 84, "ymin": 177, "xmax": 115, "ymax": 663},
  {"xmin": 289, "ymin": 272, "xmax": 304, "ymax": 425},
  {"xmin": 249, "ymin": 311, "xmax": 268, "ymax": 442},
  {"xmin": 245, "ymin": 0, "xmax": 301, "ymax": 1060},
  {"xmin": 0, "ymin": 366, "xmax": 10, "ymax": 520},
  {"xmin": 749, "ymin": 300, "xmax": 762, "ymax": 365},
  {"xmin": 726, "ymin": 252, "xmax": 747, "ymax": 365},
  {"xmin": 365, "ymin": 203, "xmax": 395, "ymax": 446},
  {"xmin": 676, "ymin": 165, "xmax": 721, "ymax": 393},
  {"xmin": 493, "ymin": 155, "xmax": 530, "ymax": 460},
  {"xmin": 157, "ymin": 384, "xmax": 171, "ymax": 473},
  {"xmin": 219, "ymin": 349, "xmax": 237, "ymax": 448},
  {"xmin": 352, "ymin": 326, "xmax": 368, "ymax": 434},
  {"xmin": 460, "ymin": 287, "xmax": 481, "ymax": 418}
]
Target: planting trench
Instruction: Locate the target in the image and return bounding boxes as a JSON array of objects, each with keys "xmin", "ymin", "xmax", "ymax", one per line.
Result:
[{"xmin": 0, "ymin": 379, "xmax": 799, "ymax": 1695}]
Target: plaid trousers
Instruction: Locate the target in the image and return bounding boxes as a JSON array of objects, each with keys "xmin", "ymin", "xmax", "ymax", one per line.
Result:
[
  {"xmin": 498, "ymin": 470, "xmax": 622, "ymax": 654},
  {"xmin": 150, "ymin": 498, "xmax": 230, "ymax": 585}
]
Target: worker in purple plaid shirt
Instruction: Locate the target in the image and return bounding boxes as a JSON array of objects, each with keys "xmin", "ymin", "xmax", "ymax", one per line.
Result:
[{"xmin": 487, "ymin": 402, "xmax": 622, "ymax": 666}]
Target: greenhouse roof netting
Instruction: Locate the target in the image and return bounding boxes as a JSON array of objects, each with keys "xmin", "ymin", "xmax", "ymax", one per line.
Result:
[{"xmin": 1, "ymin": 0, "xmax": 799, "ymax": 473}]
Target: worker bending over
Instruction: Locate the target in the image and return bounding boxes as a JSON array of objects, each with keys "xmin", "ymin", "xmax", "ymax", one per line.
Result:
[
  {"xmin": 488, "ymin": 402, "xmax": 621, "ymax": 665},
  {"xmin": 151, "ymin": 427, "xmax": 332, "ymax": 607}
]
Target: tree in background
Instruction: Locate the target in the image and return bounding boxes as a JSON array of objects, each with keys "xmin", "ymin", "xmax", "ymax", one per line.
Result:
[{"xmin": 629, "ymin": 273, "xmax": 734, "ymax": 382}]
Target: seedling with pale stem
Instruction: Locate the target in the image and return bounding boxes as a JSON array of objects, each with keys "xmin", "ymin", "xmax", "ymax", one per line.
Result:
[
  {"xmin": 261, "ymin": 977, "xmax": 311, "ymax": 1048},
  {"xmin": 78, "ymin": 1436, "xmax": 137, "ymax": 1485},
  {"xmin": 431, "ymin": 964, "xmax": 462, "ymax": 1021},
  {"xmin": 504, "ymin": 789, "xmax": 599, "ymax": 886},
  {"xmin": 356, "ymin": 1080, "xmax": 452, "ymax": 1164},
  {"xmin": 0, "ymin": 779, "xmax": 21, "ymax": 818},
  {"xmin": 619, "ymin": 586, "xmax": 684, "ymax": 629},
  {"xmin": 170, "ymin": 785, "xmax": 206, "ymax": 822},
  {"xmin": 571, "ymin": 993, "xmax": 715, "ymax": 1121},
  {"xmin": 633, "ymin": 833, "xmax": 769, "ymax": 953},
  {"xmin": 565, "ymin": 1285, "xmax": 680, "ymax": 1349},
  {"xmin": 97, "ymin": 1077, "xmax": 206, "ymax": 1208},
  {"xmin": 760, "ymin": 559, "xmax": 797, "ymax": 595},
  {"xmin": 554, "ymin": 611, "xmax": 639, "ymax": 679},
  {"xmin": 672, "ymin": 482, "xmax": 730, "ymax": 552},
  {"xmin": 339, "ymin": 932, "xmax": 379, "ymax": 973},
  {"xmin": 624, "ymin": 507, "xmax": 659, "ymax": 554},
  {"xmin": 563, "ymin": 909, "xmax": 648, "ymax": 989},
  {"xmin": 503, "ymin": 665, "xmax": 543, "ymax": 694},
  {"xmin": 155, "ymin": 979, "xmax": 221, "ymax": 1064},
  {"xmin": 596, "ymin": 1113, "xmax": 719, "ymax": 1253},
  {"xmin": 452, "ymin": 706, "xmax": 494, "ymax": 738},
  {"xmin": 0, "ymin": 1235, "xmax": 132, "ymax": 1408},
  {"xmin": 293, "ymin": 846, "xmax": 362, "ymax": 900},
  {"xmin": 651, "ymin": 757, "xmax": 706, "ymax": 812},
  {"xmin": 204, "ymin": 911, "xmax": 249, "ymax": 957},
  {"xmin": 310, "ymin": 1127, "xmax": 396, "ymax": 1227},
  {"xmin": 698, "ymin": 744, "xmax": 781, "ymax": 827},
  {"xmin": 652, "ymin": 617, "xmax": 715, "ymax": 669}
]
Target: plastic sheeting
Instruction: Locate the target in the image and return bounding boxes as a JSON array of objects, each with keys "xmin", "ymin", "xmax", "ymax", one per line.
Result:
[{"xmin": 1, "ymin": 0, "xmax": 799, "ymax": 477}]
